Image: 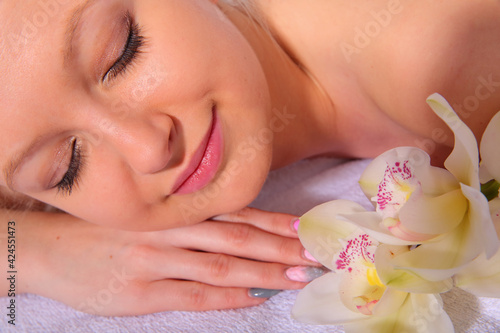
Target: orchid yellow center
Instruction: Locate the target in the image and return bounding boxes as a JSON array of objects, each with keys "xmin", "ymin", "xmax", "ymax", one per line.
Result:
[
  {"xmin": 366, "ymin": 266, "xmax": 385, "ymax": 288},
  {"xmin": 351, "ymin": 271, "xmax": 387, "ymax": 316}
]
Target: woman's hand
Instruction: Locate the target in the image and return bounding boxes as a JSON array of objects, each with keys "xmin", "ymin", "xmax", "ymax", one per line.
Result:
[{"xmin": 15, "ymin": 207, "xmax": 321, "ymax": 316}]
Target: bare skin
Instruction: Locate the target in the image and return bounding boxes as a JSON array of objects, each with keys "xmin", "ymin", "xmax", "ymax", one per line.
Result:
[
  {"xmin": 1, "ymin": 0, "xmax": 500, "ymax": 315},
  {"xmin": 250, "ymin": 0, "xmax": 500, "ymax": 166}
]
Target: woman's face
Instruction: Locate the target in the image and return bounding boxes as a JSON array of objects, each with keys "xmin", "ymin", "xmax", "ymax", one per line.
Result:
[{"xmin": 0, "ymin": 0, "xmax": 273, "ymax": 230}]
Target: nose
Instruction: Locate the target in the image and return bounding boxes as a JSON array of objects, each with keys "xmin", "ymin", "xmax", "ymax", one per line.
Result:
[{"xmin": 99, "ymin": 113, "xmax": 174, "ymax": 175}]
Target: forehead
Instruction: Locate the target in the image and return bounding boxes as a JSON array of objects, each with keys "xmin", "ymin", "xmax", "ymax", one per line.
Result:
[
  {"xmin": 0, "ymin": 1, "xmax": 82, "ymax": 53},
  {"xmin": 0, "ymin": 0, "xmax": 81, "ymax": 94},
  {"xmin": 0, "ymin": 0, "xmax": 104, "ymax": 110}
]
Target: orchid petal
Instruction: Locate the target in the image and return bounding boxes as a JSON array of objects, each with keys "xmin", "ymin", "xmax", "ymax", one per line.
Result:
[
  {"xmin": 404, "ymin": 294, "xmax": 454, "ymax": 333},
  {"xmin": 371, "ymin": 288, "xmax": 408, "ymax": 317},
  {"xmin": 479, "ymin": 164, "xmax": 496, "ymax": 184},
  {"xmin": 488, "ymin": 197, "xmax": 500, "ymax": 239},
  {"xmin": 455, "ymin": 250, "xmax": 500, "ymax": 297},
  {"xmin": 479, "ymin": 111, "xmax": 500, "ymax": 182},
  {"xmin": 399, "ymin": 189, "xmax": 468, "ymax": 235},
  {"xmin": 455, "ymin": 196, "xmax": 500, "ymax": 297},
  {"xmin": 426, "ymin": 93, "xmax": 479, "ymax": 188},
  {"xmin": 461, "ymin": 184, "xmax": 499, "ymax": 259},
  {"xmin": 416, "ymin": 165, "xmax": 462, "ymax": 195},
  {"xmin": 340, "ymin": 212, "xmax": 420, "ymax": 245},
  {"xmin": 390, "ymin": 185, "xmax": 498, "ymax": 280},
  {"xmin": 383, "ymin": 218, "xmax": 437, "ymax": 242},
  {"xmin": 391, "ymin": 218, "xmax": 480, "ymax": 281},
  {"xmin": 292, "ymin": 273, "xmax": 368, "ymax": 325},
  {"xmin": 375, "ymin": 245, "xmax": 453, "ymax": 294},
  {"xmin": 345, "ymin": 293, "xmax": 453, "ymax": 333},
  {"xmin": 298, "ymin": 200, "xmax": 367, "ymax": 269}
]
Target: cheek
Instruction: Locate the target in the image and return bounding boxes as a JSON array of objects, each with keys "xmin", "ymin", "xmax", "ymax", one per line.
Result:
[
  {"xmin": 137, "ymin": 0, "xmax": 269, "ymax": 103},
  {"xmin": 37, "ymin": 157, "xmax": 152, "ymax": 230},
  {"xmin": 70, "ymin": 188, "xmax": 152, "ymax": 230}
]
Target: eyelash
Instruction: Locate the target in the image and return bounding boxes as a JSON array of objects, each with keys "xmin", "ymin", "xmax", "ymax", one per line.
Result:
[
  {"xmin": 103, "ymin": 13, "xmax": 145, "ymax": 83},
  {"xmin": 56, "ymin": 138, "xmax": 85, "ymax": 196}
]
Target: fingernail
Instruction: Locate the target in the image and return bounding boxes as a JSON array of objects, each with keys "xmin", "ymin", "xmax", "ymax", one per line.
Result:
[
  {"xmin": 248, "ymin": 288, "xmax": 281, "ymax": 298},
  {"xmin": 285, "ymin": 266, "xmax": 327, "ymax": 283},
  {"xmin": 291, "ymin": 218, "xmax": 300, "ymax": 233},
  {"xmin": 303, "ymin": 249, "xmax": 319, "ymax": 263}
]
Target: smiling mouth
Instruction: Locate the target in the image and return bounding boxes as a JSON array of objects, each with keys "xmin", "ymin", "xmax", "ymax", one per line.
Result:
[{"xmin": 172, "ymin": 107, "xmax": 223, "ymax": 195}]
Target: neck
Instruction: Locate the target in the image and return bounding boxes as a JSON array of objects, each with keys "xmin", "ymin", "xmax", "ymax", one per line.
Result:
[{"xmin": 220, "ymin": 3, "xmax": 341, "ymax": 170}]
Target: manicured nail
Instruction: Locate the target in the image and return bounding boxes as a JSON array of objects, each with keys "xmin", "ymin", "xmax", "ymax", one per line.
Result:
[
  {"xmin": 291, "ymin": 218, "xmax": 300, "ymax": 233},
  {"xmin": 248, "ymin": 288, "xmax": 281, "ymax": 298},
  {"xmin": 285, "ymin": 266, "xmax": 326, "ymax": 283},
  {"xmin": 303, "ymin": 249, "xmax": 319, "ymax": 263}
]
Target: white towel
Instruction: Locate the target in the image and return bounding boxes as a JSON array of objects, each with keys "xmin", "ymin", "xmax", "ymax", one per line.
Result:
[{"xmin": 1, "ymin": 158, "xmax": 499, "ymax": 332}]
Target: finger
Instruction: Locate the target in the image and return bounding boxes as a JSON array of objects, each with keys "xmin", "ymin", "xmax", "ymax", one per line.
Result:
[
  {"xmin": 94, "ymin": 282, "xmax": 268, "ymax": 316},
  {"xmin": 212, "ymin": 207, "xmax": 299, "ymax": 238},
  {"xmin": 170, "ymin": 252, "xmax": 305, "ymax": 289},
  {"xmin": 151, "ymin": 250, "xmax": 310, "ymax": 290},
  {"xmin": 164, "ymin": 221, "xmax": 314, "ymax": 266},
  {"xmin": 139, "ymin": 281, "xmax": 268, "ymax": 313}
]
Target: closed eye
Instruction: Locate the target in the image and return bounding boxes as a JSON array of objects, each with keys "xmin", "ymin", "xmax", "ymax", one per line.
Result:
[
  {"xmin": 103, "ymin": 12, "xmax": 145, "ymax": 83},
  {"xmin": 56, "ymin": 138, "xmax": 85, "ymax": 196}
]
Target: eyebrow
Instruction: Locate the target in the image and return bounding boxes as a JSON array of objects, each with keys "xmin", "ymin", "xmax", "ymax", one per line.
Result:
[
  {"xmin": 63, "ymin": 0, "xmax": 98, "ymax": 67},
  {"xmin": 3, "ymin": 0, "xmax": 97, "ymax": 190}
]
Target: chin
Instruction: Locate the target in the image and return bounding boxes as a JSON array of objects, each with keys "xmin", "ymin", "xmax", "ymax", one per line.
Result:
[
  {"xmin": 220, "ymin": 162, "xmax": 271, "ymax": 212},
  {"xmin": 192, "ymin": 163, "xmax": 270, "ymax": 223}
]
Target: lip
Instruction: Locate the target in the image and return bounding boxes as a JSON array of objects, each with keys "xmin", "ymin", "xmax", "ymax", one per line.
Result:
[{"xmin": 172, "ymin": 108, "xmax": 223, "ymax": 195}]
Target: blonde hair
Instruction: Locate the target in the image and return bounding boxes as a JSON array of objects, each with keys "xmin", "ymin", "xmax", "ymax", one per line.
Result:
[
  {"xmin": 219, "ymin": 0, "xmax": 268, "ymax": 30},
  {"xmin": 0, "ymin": 186, "xmax": 50, "ymax": 211}
]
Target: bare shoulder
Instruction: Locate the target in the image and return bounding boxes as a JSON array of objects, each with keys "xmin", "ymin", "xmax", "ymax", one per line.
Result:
[
  {"xmin": 258, "ymin": 0, "xmax": 500, "ymax": 159},
  {"xmin": 361, "ymin": 0, "xmax": 500, "ymax": 139}
]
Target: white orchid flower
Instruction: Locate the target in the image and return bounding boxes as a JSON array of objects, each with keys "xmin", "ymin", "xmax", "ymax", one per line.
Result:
[
  {"xmin": 480, "ymin": 111, "xmax": 500, "ymax": 184},
  {"xmin": 340, "ymin": 94, "xmax": 498, "ymax": 282},
  {"xmin": 293, "ymin": 94, "xmax": 500, "ymax": 330},
  {"xmin": 292, "ymin": 201, "xmax": 453, "ymax": 332}
]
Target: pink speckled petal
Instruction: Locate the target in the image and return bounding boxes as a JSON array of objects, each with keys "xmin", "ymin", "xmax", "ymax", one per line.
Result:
[{"xmin": 298, "ymin": 200, "xmax": 366, "ymax": 270}]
